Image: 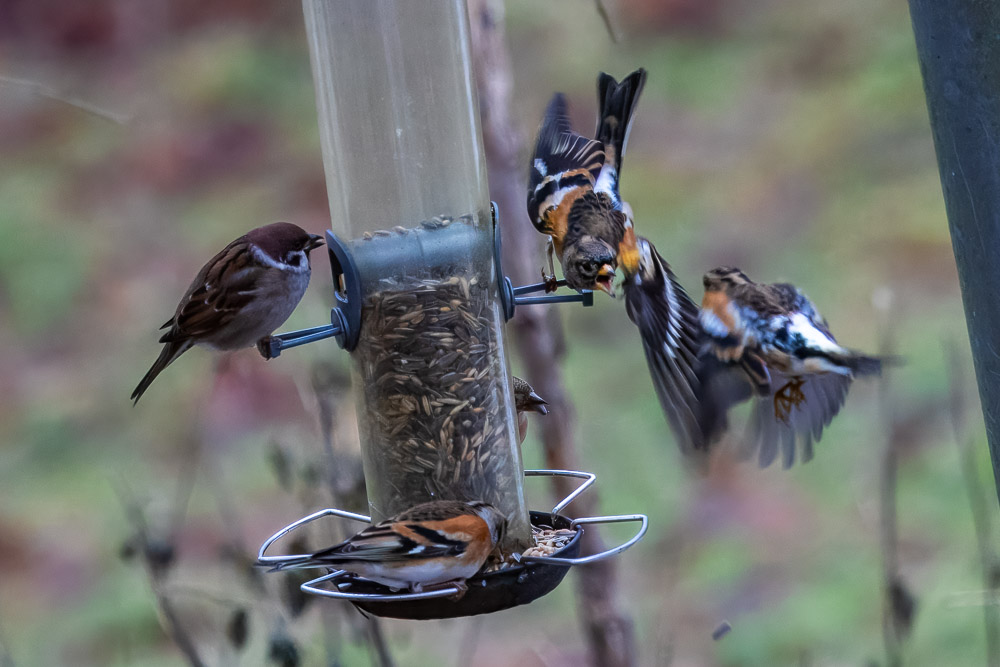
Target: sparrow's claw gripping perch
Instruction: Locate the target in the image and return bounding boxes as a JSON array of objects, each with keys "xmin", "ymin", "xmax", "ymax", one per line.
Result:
[
  {"xmin": 542, "ymin": 238, "xmax": 560, "ymax": 293},
  {"xmin": 772, "ymin": 377, "xmax": 806, "ymax": 424}
]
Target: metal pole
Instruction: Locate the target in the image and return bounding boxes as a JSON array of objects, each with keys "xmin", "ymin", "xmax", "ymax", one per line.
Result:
[{"xmin": 908, "ymin": 1, "xmax": 1000, "ymax": 504}]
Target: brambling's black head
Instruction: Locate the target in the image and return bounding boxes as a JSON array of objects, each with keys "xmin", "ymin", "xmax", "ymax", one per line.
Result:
[
  {"xmin": 703, "ymin": 266, "xmax": 751, "ymax": 290},
  {"xmin": 566, "ymin": 236, "xmax": 617, "ymax": 295}
]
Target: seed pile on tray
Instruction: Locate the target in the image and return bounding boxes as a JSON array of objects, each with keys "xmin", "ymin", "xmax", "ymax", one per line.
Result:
[
  {"xmin": 521, "ymin": 526, "xmax": 577, "ymax": 558},
  {"xmin": 354, "ymin": 221, "xmax": 521, "ymax": 523},
  {"xmin": 484, "ymin": 525, "xmax": 578, "ymax": 572}
]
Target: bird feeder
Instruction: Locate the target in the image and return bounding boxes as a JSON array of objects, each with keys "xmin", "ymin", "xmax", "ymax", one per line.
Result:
[{"xmin": 257, "ymin": 0, "xmax": 647, "ymax": 618}]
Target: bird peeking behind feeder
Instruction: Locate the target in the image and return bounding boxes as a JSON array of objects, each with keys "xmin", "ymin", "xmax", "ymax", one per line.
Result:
[{"xmin": 513, "ymin": 376, "xmax": 548, "ymax": 444}]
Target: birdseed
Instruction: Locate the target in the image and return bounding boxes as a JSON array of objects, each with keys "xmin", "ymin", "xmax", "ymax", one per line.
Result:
[
  {"xmin": 352, "ymin": 215, "xmax": 528, "ymax": 548},
  {"xmin": 483, "ymin": 525, "xmax": 578, "ymax": 572}
]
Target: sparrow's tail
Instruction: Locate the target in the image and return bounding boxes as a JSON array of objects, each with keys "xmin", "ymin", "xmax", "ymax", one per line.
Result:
[
  {"xmin": 131, "ymin": 340, "xmax": 191, "ymax": 404},
  {"xmin": 596, "ymin": 68, "xmax": 648, "ymax": 176}
]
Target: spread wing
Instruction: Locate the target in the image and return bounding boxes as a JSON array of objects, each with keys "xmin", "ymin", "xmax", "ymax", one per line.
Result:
[
  {"xmin": 738, "ymin": 370, "xmax": 852, "ymax": 468},
  {"xmin": 623, "ymin": 238, "xmax": 705, "ymax": 456},
  {"xmin": 527, "ymin": 93, "xmax": 605, "ymax": 238}
]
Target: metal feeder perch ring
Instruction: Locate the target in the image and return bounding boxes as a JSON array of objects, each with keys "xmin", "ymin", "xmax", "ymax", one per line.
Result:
[{"xmin": 258, "ymin": 470, "xmax": 648, "ymax": 620}]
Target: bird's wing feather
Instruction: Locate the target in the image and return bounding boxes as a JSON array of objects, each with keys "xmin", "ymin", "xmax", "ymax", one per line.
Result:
[
  {"xmin": 528, "ymin": 94, "xmax": 605, "ymax": 237},
  {"xmin": 739, "ymin": 370, "xmax": 852, "ymax": 468},
  {"xmin": 694, "ymin": 354, "xmax": 754, "ymax": 446},
  {"xmin": 624, "ymin": 239, "xmax": 705, "ymax": 456},
  {"xmin": 311, "ymin": 522, "xmax": 464, "ymax": 564},
  {"xmin": 161, "ymin": 242, "xmax": 259, "ymax": 342}
]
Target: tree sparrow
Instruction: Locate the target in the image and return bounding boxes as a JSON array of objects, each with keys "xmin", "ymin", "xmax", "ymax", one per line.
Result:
[{"xmin": 131, "ymin": 222, "xmax": 324, "ymax": 404}]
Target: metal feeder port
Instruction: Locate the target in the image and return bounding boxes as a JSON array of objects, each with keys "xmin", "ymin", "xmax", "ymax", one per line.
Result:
[{"xmin": 258, "ymin": 470, "xmax": 648, "ymax": 619}]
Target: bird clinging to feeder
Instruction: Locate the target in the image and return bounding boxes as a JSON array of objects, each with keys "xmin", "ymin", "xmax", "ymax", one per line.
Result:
[
  {"xmin": 131, "ymin": 222, "xmax": 324, "ymax": 404},
  {"xmin": 527, "ymin": 69, "xmax": 646, "ymax": 295}
]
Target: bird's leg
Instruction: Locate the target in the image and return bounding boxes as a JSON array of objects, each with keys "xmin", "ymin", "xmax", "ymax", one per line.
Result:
[
  {"xmin": 417, "ymin": 579, "xmax": 469, "ymax": 601},
  {"xmin": 773, "ymin": 377, "xmax": 807, "ymax": 423},
  {"xmin": 446, "ymin": 579, "xmax": 469, "ymax": 601},
  {"xmin": 542, "ymin": 237, "xmax": 559, "ymax": 293}
]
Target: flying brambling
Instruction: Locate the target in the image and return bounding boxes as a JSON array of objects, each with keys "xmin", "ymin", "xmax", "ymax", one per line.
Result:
[{"xmin": 698, "ymin": 266, "xmax": 888, "ymax": 467}]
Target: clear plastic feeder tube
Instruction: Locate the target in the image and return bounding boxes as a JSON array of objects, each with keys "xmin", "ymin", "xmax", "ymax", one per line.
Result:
[{"xmin": 303, "ymin": 0, "xmax": 530, "ymax": 548}]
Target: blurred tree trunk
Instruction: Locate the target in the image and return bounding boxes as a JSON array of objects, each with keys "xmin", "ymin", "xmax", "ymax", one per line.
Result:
[
  {"xmin": 467, "ymin": 2, "xmax": 637, "ymax": 666},
  {"xmin": 908, "ymin": 1, "xmax": 1000, "ymax": 505}
]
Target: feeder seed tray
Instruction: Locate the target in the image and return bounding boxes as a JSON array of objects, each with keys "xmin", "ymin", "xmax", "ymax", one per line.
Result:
[{"xmin": 258, "ymin": 470, "xmax": 648, "ymax": 619}]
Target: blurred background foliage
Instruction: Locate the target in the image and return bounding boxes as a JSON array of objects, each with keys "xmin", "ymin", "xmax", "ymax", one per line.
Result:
[{"xmin": 0, "ymin": 0, "xmax": 993, "ymax": 665}]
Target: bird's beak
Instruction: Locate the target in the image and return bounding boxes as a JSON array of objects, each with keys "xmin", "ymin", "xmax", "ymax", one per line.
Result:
[
  {"xmin": 595, "ymin": 264, "xmax": 617, "ymax": 297},
  {"xmin": 306, "ymin": 234, "xmax": 325, "ymax": 251},
  {"xmin": 528, "ymin": 391, "xmax": 549, "ymax": 415}
]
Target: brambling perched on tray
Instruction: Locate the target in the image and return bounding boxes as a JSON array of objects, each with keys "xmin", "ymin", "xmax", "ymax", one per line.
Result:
[
  {"xmin": 513, "ymin": 375, "xmax": 548, "ymax": 443},
  {"xmin": 527, "ymin": 69, "xmax": 646, "ymax": 295},
  {"xmin": 620, "ymin": 235, "xmax": 706, "ymax": 457},
  {"xmin": 271, "ymin": 500, "xmax": 507, "ymax": 594},
  {"xmin": 698, "ymin": 266, "xmax": 889, "ymax": 468},
  {"xmin": 131, "ymin": 222, "xmax": 323, "ymax": 404}
]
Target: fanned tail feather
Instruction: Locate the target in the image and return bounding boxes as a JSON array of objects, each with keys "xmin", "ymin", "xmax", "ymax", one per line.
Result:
[{"xmin": 596, "ymin": 69, "xmax": 647, "ymax": 176}]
